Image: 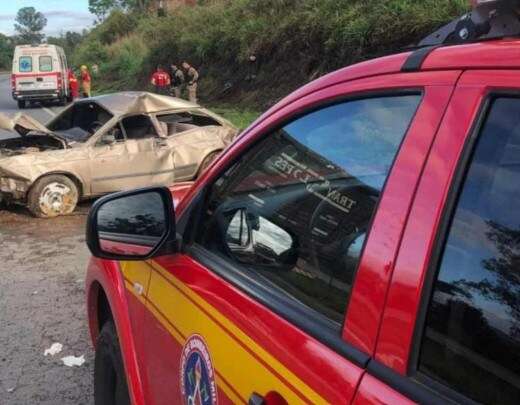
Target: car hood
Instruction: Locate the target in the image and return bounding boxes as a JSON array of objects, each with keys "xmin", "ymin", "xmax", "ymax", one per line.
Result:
[{"xmin": 0, "ymin": 112, "xmax": 66, "ymax": 144}]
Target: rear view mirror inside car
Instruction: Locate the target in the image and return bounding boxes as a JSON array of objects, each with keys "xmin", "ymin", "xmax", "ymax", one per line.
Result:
[{"xmin": 86, "ymin": 187, "xmax": 177, "ymax": 260}]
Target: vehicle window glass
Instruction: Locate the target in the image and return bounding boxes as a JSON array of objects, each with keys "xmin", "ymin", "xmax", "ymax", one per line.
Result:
[
  {"xmin": 157, "ymin": 112, "xmax": 220, "ymax": 136},
  {"xmin": 419, "ymin": 97, "xmax": 520, "ymax": 404},
  {"xmin": 39, "ymin": 56, "xmax": 52, "ymax": 72},
  {"xmin": 48, "ymin": 102, "xmax": 114, "ymax": 142},
  {"xmin": 122, "ymin": 115, "xmax": 158, "ymax": 140},
  {"xmin": 196, "ymin": 95, "xmax": 420, "ymax": 323},
  {"xmin": 96, "ymin": 123, "xmax": 125, "ymax": 146},
  {"xmin": 19, "ymin": 56, "xmax": 32, "ymax": 72}
]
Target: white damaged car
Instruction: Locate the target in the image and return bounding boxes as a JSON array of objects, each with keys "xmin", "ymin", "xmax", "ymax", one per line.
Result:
[{"xmin": 0, "ymin": 92, "xmax": 238, "ymax": 217}]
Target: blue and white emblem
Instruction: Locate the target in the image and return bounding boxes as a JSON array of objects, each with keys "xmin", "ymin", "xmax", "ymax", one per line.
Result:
[{"xmin": 180, "ymin": 334, "xmax": 218, "ymax": 405}]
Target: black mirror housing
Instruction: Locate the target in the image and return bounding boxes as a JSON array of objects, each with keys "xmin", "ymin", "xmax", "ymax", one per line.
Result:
[{"xmin": 86, "ymin": 186, "xmax": 178, "ymax": 261}]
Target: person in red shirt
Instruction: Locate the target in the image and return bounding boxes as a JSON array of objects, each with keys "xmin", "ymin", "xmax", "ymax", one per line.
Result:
[
  {"xmin": 151, "ymin": 65, "xmax": 171, "ymax": 95},
  {"xmin": 80, "ymin": 65, "xmax": 92, "ymax": 98},
  {"xmin": 67, "ymin": 69, "xmax": 79, "ymax": 100}
]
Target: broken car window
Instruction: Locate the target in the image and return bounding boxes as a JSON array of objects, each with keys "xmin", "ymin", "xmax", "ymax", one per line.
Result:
[
  {"xmin": 47, "ymin": 102, "xmax": 114, "ymax": 142},
  {"xmin": 122, "ymin": 115, "xmax": 158, "ymax": 140},
  {"xmin": 157, "ymin": 112, "xmax": 220, "ymax": 136}
]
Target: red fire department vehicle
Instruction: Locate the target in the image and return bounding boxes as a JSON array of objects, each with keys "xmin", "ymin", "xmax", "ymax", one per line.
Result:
[{"xmin": 85, "ymin": 1, "xmax": 520, "ymax": 404}]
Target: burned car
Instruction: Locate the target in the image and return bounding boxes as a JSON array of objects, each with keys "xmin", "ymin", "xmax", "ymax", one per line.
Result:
[{"xmin": 0, "ymin": 92, "xmax": 238, "ymax": 217}]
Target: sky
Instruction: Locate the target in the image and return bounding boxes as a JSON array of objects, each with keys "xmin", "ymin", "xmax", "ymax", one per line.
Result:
[{"xmin": 0, "ymin": 1, "xmax": 96, "ymax": 37}]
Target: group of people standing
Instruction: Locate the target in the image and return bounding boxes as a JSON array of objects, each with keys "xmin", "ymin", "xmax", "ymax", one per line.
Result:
[
  {"xmin": 151, "ymin": 62, "xmax": 199, "ymax": 103},
  {"xmin": 67, "ymin": 65, "xmax": 93, "ymax": 100}
]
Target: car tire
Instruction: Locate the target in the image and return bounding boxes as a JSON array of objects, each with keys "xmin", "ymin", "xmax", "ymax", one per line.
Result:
[
  {"xmin": 27, "ymin": 174, "xmax": 79, "ymax": 218},
  {"xmin": 17, "ymin": 100, "xmax": 25, "ymax": 109},
  {"xmin": 94, "ymin": 321, "xmax": 131, "ymax": 405},
  {"xmin": 197, "ymin": 150, "xmax": 222, "ymax": 178}
]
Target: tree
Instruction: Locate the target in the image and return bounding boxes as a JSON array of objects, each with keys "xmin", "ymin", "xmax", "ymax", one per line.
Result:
[
  {"xmin": 14, "ymin": 7, "xmax": 47, "ymax": 44},
  {"xmin": 0, "ymin": 34, "xmax": 14, "ymax": 70},
  {"xmin": 456, "ymin": 220, "xmax": 520, "ymax": 338},
  {"xmin": 88, "ymin": 0, "xmax": 151, "ymax": 20},
  {"xmin": 47, "ymin": 31, "xmax": 85, "ymax": 59}
]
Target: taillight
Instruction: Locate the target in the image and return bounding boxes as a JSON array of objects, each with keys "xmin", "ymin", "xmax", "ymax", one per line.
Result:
[
  {"xmin": 11, "ymin": 74, "xmax": 15, "ymax": 90},
  {"xmin": 57, "ymin": 73, "xmax": 62, "ymax": 89}
]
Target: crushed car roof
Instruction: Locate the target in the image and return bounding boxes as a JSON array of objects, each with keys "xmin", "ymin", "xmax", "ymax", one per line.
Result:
[{"xmin": 84, "ymin": 91, "xmax": 199, "ymax": 115}]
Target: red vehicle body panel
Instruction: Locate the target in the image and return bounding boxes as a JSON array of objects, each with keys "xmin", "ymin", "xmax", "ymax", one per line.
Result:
[
  {"xmin": 86, "ymin": 258, "xmax": 148, "ymax": 405},
  {"xmin": 140, "ymin": 255, "xmax": 364, "ymax": 404},
  {"xmin": 85, "ymin": 39, "xmax": 520, "ymax": 404},
  {"xmin": 375, "ymin": 70, "xmax": 520, "ymax": 374},
  {"xmin": 353, "ymin": 374, "xmax": 416, "ymax": 405}
]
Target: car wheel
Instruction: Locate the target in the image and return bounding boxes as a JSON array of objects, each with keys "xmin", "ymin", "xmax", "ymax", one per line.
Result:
[
  {"xmin": 17, "ymin": 100, "xmax": 25, "ymax": 109},
  {"xmin": 27, "ymin": 174, "xmax": 79, "ymax": 218},
  {"xmin": 94, "ymin": 321, "xmax": 130, "ymax": 405},
  {"xmin": 197, "ymin": 150, "xmax": 222, "ymax": 178}
]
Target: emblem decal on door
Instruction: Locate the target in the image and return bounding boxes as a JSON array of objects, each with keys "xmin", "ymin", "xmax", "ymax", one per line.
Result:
[{"xmin": 180, "ymin": 334, "xmax": 218, "ymax": 405}]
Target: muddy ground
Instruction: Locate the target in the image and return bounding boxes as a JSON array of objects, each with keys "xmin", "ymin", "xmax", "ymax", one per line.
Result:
[{"xmin": 0, "ymin": 203, "xmax": 94, "ymax": 404}]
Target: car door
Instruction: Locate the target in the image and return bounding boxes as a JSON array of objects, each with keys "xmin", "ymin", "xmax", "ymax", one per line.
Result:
[
  {"xmin": 90, "ymin": 114, "xmax": 175, "ymax": 194},
  {"xmin": 130, "ymin": 72, "xmax": 458, "ymax": 405},
  {"xmin": 357, "ymin": 71, "xmax": 520, "ymax": 404}
]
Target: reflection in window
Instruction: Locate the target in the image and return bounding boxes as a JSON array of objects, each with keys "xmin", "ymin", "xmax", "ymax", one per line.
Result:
[
  {"xmin": 419, "ymin": 98, "xmax": 520, "ymax": 404},
  {"xmin": 98, "ymin": 192, "xmax": 166, "ymax": 239},
  {"xmin": 198, "ymin": 95, "xmax": 420, "ymax": 323}
]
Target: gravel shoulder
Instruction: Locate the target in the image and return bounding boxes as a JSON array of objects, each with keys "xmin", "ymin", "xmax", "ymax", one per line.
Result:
[{"xmin": 0, "ymin": 203, "xmax": 94, "ymax": 404}]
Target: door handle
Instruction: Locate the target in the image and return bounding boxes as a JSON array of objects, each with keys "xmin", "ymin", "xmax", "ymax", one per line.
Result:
[
  {"xmin": 249, "ymin": 392, "xmax": 287, "ymax": 405},
  {"xmin": 249, "ymin": 393, "xmax": 265, "ymax": 405}
]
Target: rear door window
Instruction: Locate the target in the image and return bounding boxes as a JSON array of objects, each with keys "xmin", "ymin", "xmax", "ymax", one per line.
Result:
[
  {"xmin": 418, "ymin": 97, "xmax": 520, "ymax": 404},
  {"xmin": 122, "ymin": 115, "xmax": 158, "ymax": 140},
  {"xmin": 19, "ymin": 56, "xmax": 32, "ymax": 72},
  {"xmin": 39, "ymin": 56, "xmax": 52, "ymax": 72}
]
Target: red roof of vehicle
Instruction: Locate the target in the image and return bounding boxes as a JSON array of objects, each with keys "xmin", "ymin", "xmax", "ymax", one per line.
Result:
[{"xmin": 254, "ymin": 39, "xmax": 520, "ymax": 129}]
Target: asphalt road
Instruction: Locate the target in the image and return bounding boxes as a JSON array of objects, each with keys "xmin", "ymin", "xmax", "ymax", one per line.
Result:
[
  {"xmin": 0, "ymin": 72, "xmax": 64, "ymax": 140},
  {"xmin": 0, "ymin": 73, "xmax": 94, "ymax": 404}
]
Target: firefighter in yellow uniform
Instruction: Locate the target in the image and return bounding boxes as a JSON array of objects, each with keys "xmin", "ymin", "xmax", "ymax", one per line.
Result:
[{"xmin": 182, "ymin": 61, "xmax": 199, "ymax": 103}]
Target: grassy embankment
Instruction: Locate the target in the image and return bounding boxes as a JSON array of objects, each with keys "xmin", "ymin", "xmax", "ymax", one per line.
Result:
[{"xmin": 72, "ymin": 0, "xmax": 468, "ymax": 129}]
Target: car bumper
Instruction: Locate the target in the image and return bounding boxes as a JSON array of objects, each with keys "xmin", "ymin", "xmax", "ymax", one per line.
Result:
[
  {"xmin": 12, "ymin": 90, "xmax": 61, "ymax": 101},
  {"xmin": 0, "ymin": 177, "xmax": 29, "ymax": 200}
]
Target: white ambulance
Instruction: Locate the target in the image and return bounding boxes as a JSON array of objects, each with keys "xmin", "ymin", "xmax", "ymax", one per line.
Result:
[{"xmin": 11, "ymin": 44, "xmax": 70, "ymax": 109}]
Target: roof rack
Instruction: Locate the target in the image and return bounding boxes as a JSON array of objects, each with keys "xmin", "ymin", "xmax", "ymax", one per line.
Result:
[{"xmin": 418, "ymin": 0, "xmax": 520, "ymax": 47}]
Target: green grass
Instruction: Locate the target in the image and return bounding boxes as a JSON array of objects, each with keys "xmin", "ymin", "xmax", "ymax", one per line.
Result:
[
  {"xmin": 73, "ymin": 0, "xmax": 469, "ymax": 108},
  {"xmin": 212, "ymin": 107, "xmax": 260, "ymax": 130}
]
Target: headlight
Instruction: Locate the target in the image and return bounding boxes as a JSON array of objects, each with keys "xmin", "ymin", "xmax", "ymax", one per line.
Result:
[{"xmin": 0, "ymin": 177, "xmax": 28, "ymax": 193}]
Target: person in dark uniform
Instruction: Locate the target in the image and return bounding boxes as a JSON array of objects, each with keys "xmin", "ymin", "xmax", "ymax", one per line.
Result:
[
  {"xmin": 170, "ymin": 64, "xmax": 185, "ymax": 98},
  {"xmin": 182, "ymin": 61, "xmax": 199, "ymax": 103}
]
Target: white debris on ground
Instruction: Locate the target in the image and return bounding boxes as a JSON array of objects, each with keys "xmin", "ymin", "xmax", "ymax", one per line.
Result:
[
  {"xmin": 43, "ymin": 342, "xmax": 63, "ymax": 356},
  {"xmin": 61, "ymin": 355, "xmax": 85, "ymax": 367},
  {"xmin": 7, "ymin": 387, "xmax": 15, "ymax": 393}
]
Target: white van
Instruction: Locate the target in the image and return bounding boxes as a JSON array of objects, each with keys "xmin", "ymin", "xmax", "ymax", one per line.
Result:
[{"xmin": 11, "ymin": 44, "xmax": 70, "ymax": 109}]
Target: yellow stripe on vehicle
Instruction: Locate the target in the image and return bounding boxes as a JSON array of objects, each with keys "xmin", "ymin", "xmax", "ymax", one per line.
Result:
[{"xmin": 146, "ymin": 260, "xmax": 326, "ymax": 404}]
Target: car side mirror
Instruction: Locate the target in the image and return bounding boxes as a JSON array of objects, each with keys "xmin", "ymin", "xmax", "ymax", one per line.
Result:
[
  {"xmin": 86, "ymin": 187, "xmax": 177, "ymax": 260},
  {"xmin": 224, "ymin": 208, "xmax": 298, "ymax": 271}
]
